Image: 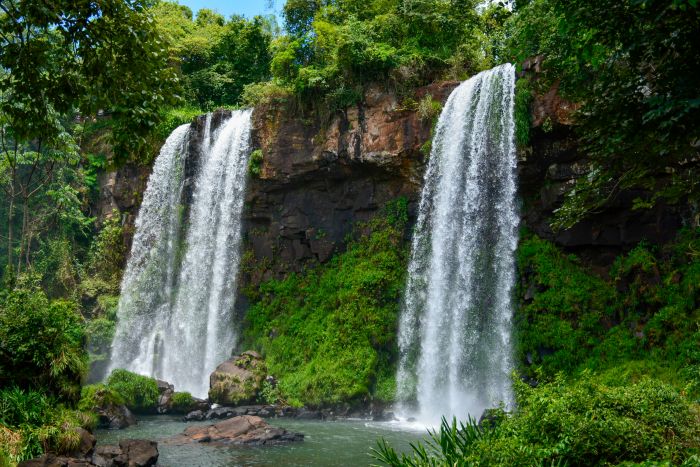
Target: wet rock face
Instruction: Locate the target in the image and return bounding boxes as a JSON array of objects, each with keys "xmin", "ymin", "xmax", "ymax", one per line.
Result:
[
  {"xmin": 167, "ymin": 415, "xmax": 303, "ymax": 446},
  {"xmin": 96, "ymin": 164, "xmax": 150, "ymax": 248},
  {"xmin": 96, "ymin": 69, "xmax": 692, "ymax": 284}
]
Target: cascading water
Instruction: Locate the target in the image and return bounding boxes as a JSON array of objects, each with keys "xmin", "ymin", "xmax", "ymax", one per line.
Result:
[
  {"xmin": 109, "ymin": 109, "xmax": 253, "ymax": 397},
  {"xmin": 396, "ymin": 64, "xmax": 518, "ymax": 423}
]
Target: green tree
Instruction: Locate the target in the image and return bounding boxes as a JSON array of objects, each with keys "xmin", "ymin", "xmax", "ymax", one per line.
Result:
[
  {"xmin": 506, "ymin": 0, "xmax": 700, "ymax": 229},
  {"xmin": 152, "ymin": 2, "xmax": 273, "ymax": 108},
  {"xmin": 0, "ymin": 0, "xmax": 180, "ymax": 160}
]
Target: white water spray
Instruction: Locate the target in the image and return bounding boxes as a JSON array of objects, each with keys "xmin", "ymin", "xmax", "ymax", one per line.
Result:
[
  {"xmin": 396, "ymin": 64, "xmax": 518, "ymax": 424},
  {"xmin": 110, "ymin": 110, "xmax": 253, "ymax": 397}
]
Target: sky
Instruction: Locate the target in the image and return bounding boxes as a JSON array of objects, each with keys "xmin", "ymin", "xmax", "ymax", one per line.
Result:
[{"xmin": 176, "ymin": 0, "xmax": 283, "ymax": 20}]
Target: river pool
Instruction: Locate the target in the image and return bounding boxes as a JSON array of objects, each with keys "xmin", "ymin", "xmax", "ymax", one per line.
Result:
[{"xmin": 95, "ymin": 416, "xmax": 427, "ymax": 466}]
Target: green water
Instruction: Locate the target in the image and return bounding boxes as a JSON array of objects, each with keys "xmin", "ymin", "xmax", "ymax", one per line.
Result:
[{"xmin": 95, "ymin": 416, "xmax": 426, "ymax": 466}]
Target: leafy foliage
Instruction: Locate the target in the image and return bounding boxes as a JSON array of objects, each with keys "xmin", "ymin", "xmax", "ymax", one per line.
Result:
[
  {"xmin": 0, "ymin": 288, "xmax": 87, "ymax": 401},
  {"xmin": 151, "ymin": 2, "xmax": 274, "ymax": 108},
  {"xmin": 171, "ymin": 392, "xmax": 195, "ymax": 411},
  {"xmin": 516, "ymin": 229, "xmax": 700, "ymax": 393},
  {"xmin": 505, "ymin": 0, "xmax": 700, "ymax": 228},
  {"xmin": 244, "ymin": 200, "xmax": 409, "ymax": 405},
  {"xmin": 77, "ymin": 384, "xmax": 125, "ymax": 413},
  {"xmin": 248, "ymin": 149, "xmax": 264, "ymax": 177},
  {"xmin": 0, "ymin": 387, "xmax": 94, "ymax": 463},
  {"xmin": 514, "ymin": 76, "xmax": 533, "ymax": 147},
  {"xmin": 375, "ymin": 376, "xmax": 700, "ymax": 466},
  {"xmin": 105, "ymin": 369, "xmax": 160, "ymax": 413},
  {"xmin": 0, "ymin": 0, "xmax": 181, "ymax": 161},
  {"xmin": 272, "ymin": 0, "xmax": 505, "ymax": 108}
]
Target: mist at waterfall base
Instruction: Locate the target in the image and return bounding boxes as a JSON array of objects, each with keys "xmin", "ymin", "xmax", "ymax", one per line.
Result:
[
  {"xmin": 109, "ymin": 110, "xmax": 253, "ymax": 398},
  {"xmin": 396, "ymin": 64, "xmax": 518, "ymax": 426}
]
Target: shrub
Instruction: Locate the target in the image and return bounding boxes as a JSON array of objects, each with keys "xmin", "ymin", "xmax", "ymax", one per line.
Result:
[
  {"xmin": 416, "ymin": 94, "xmax": 442, "ymax": 122},
  {"xmin": 84, "ymin": 212, "xmax": 126, "ymax": 291},
  {"xmin": 248, "ymin": 149, "xmax": 264, "ymax": 177},
  {"xmin": 374, "ymin": 376, "xmax": 700, "ymax": 466},
  {"xmin": 517, "ymin": 230, "xmax": 700, "ymax": 397},
  {"xmin": 240, "ymin": 81, "xmax": 293, "ymax": 108},
  {"xmin": 0, "ymin": 387, "xmax": 94, "ymax": 463},
  {"xmin": 0, "ymin": 288, "xmax": 87, "ymax": 401},
  {"xmin": 77, "ymin": 384, "xmax": 124, "ymax": 412},
  {"xmin": 105, "ymin": 369, "xmax": 159, "ymax": 413},
  {"xmin": 171, "ymin": 392, "xmax": 194, "ymax": 411},
  {"xmin": 516, "ymin": 234, "xmax": 617, "ymax": 379}
]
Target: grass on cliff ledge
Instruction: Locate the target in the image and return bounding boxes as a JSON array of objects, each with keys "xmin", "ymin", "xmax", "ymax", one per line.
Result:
[{"xmin": 243, "ymin": 199, "xmax": 409, "ymax": 407}]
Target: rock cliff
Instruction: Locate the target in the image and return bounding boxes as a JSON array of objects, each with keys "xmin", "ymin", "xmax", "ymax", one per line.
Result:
[{"xmin": 96, "ymin": 69, "xmax": 690, "ymax": 283}]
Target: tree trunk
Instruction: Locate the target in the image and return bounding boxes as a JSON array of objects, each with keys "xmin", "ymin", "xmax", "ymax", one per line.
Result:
[{"xmin": 6, "ymin": 194, "xmax": 13, "ymax": 270}]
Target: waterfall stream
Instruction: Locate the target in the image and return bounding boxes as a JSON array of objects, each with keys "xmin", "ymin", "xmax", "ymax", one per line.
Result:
[
  {"xmin": 396, "ymin": 64, "xmax": 518, "ymax": 423},
  {"xmin": 110, "ymin": 110, "xmax": 253, "ymax": 397}
]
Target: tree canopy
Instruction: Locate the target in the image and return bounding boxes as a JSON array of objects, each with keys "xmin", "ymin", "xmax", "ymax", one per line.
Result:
[{"xmin": 506, "ymin": 0, "xmax": 700, "ymax": 228}]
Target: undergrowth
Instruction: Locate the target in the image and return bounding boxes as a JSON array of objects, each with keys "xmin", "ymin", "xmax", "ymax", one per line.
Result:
[
  {"xmin": 517, "ymin": 229, "xmax": 700, "ymax": 398},
  {"xmin": 243, "ymin": 199, "xmax": 410, "ymax": 406}
]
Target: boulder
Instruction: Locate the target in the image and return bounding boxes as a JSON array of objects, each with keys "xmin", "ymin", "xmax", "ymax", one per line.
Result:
[
  {"xmin": 372, "ymin": 411, "xmax": 397, "ymax": 422},
  {"xmin": 183, "ymin": 409, "xmax": 205, "ymax": 422},
  {"xmin": 208, "ymin": 351, "xmax": 266, "ymax": 405},
  {"xmin": 167, "ymin": 415, "xmax": 303, "ymax": 446},
  {"xmin": 96, "ymin": 403, "xmax": 137, "ymax": 430},
  {"xmin": 70, "ymin": 428, "xmax": 96, "ymax": 458},
  {"xmin": 20, "ymin": 440, "xmax": 158, "ymax": 467},
  {"xmin": 114, "ymin": 440, "xmax": 158, "ymax": 467},
  {"xmin": 156, "ymin": 380, "xmax": 174, "ymax": 414}
]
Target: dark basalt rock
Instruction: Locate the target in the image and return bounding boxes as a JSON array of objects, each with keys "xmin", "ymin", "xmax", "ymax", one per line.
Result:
[
  {"xmin": 372, "ymin": 411, "xmax": 397, "ymax": 422},
  {"xmin": 111, "ymin": 439, "xmax": 158, "ymax": 467},
  {"xmin": 184, "ymin": 409, "xmax": 206, "ymax": 422},
  {"xmin": 186, "ymin": 404, "xmax": 300, "ymax": 422},
  {"xmin": 96, "ymin": 403, "xmax": 137, "ymax": 430},
  {"xmin": 20, "ymin": 439, "xmax": 158, "ymax": 467},
  {"xmin": 156, "ymin": 379, "xmax": 174, "ymax": 414},
  {"xmin": 167, "ymin": 415, "xmax": 303, "ymax": 446},
  {"xmin": 295, "ymin": 408, "xmax": 322, "ymax": 420}
]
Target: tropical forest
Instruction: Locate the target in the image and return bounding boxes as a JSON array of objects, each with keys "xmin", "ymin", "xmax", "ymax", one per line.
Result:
[{"xmin": 0, "ymin": 0, "xmax": 698, "ymax": 465}]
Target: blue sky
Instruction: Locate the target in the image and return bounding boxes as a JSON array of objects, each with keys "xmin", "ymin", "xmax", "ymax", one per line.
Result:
[{"xmin": 176, "ymin": 0, "xmax": 283, "ymax": 20}]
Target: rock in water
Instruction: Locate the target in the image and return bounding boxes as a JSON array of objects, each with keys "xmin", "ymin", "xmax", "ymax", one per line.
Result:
[
  {"xmin": 208, "ymin": 351, "xmax": 266, "ymax": 405},
  {"xmin": 113, "ymin": 439, "xmax": 159, "ymax": 467},
  {"xmin": 96, "ymin": 403, "xmax": 137, "ymax": 430},
  {"xmin": 168, "ymin": 415, "xmax": 303, "ymax": 446},
  {"xmin": 156, "ymin": 379, "xmax": 174, "ymax": 413}
]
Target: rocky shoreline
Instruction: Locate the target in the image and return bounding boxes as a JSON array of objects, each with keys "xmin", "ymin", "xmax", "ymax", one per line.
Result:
[{"xmin": 19, "ymin": 433, "xmax": 158, "ymax": 467}]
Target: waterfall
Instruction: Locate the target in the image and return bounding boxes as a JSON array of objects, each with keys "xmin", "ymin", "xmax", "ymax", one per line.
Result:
[
  {"xmin": 109, "ymin": 109, "xmax": 253, "ymax": 397},
  {"xmin": 396, "ymin": 64, "xmax": 518, "ymax": 423}
]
